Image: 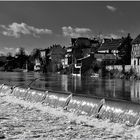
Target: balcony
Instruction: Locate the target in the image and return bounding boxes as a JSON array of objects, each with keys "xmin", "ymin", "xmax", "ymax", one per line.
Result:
[{"xmin": 75, "ymin": 63, "xmax": 82, "ymax": 68}]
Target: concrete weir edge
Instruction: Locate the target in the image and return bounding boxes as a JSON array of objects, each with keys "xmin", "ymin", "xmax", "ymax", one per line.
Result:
[{"xmin": 0, "ymin": 84, "xmax": 140, "ymax": 126}]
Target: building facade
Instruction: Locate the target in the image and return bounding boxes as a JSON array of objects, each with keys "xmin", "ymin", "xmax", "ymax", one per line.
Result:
[
  {"xmin": 131, "ymin": 34, "xmax": 140, "ymax": 74},
  {"xmin": 70, "ymin": 37, "xmax": 100, "ymax": 75},
  {"xmin": 96, "ymin": 34, "xmax": 132, "ymax": 67}
]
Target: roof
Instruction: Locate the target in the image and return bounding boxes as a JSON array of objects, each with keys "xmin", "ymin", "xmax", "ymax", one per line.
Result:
[
  {"xmin": 98, "ymin": 39, "xmax": 122, "ymax": 51},
  {"xmin": 71, "ymin": 37, "xmax": 99, "ymax": 48},
  {"xmin": 132, "ymin": 34, "xmax": 140, "ymax": 44}
]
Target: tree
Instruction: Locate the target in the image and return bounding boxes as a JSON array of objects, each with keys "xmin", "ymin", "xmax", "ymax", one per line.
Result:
[
  {"xmin": 50, "ymin": 44, "xmax": 66, "ymax": 72},
  {"xmin": 118, "ymin": 33, "xmax": 132, "ymax": 73},
  {"xmin": 15, "ymin": 47, "xmax": 28, "ymax": 69},
  {"xmin": 31, "ymin": 48, "xmax": 41, "ymax": 60},
  {"xmin": 7, "ymin": 52, "xmax": 13, "ymax": 61},
  {"xmin": 41, "ymin": 48, "xmax": 51, "ymax": 73}
]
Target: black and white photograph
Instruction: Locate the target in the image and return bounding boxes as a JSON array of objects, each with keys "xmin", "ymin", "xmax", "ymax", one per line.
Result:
[{"xmin": 0, "ymin": 1, "xmax": 140, "ymax": 139}]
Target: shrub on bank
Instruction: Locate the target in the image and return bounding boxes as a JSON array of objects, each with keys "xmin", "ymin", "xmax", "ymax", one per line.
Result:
[{"xmin": 106, "ymin": 67, "xmax": 137, "ymax": 80}]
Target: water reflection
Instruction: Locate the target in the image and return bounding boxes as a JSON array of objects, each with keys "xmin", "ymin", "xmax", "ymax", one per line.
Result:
[
  {"xmin": 72, "ymin": 75, "xmax": 81, "ymax": 92},
  {"xmin": 131, "ymin": 81, "xmax": 140, "ymax": 103},
  {"xmin": 61, "ymin": 75, "xmax": 68, "ymax": 91},
  {"xmin": 0, "ymin": 71, "xmax": 140, "ymax": 104}
]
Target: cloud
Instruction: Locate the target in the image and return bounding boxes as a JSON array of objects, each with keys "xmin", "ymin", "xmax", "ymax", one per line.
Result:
[
  {"xmin": 62, "ymin": 26, "xmax": 92, "ymax": 38},
  {"xmin": 100, "ymin": 33, "xmax": 120, "ymax": 39},
  {"xmin": 15, "ymin": 47, "xmax": 29, "ymax": 55},
  {"xmin": 0, "ymin": 46, "xmax": 30, "ymax": 56},
  {"xmin": 119, "ymin": 29, "xmax": 125, "ymax": 34},
  {"xmin": 0, "ymin": 51, "xmax": 5, "ymax": 56},
  {"xmin": 106, "ymin": 5, "xmax": 117, "ymax": 12},
  {"xmin": 4, "ymin": 47, "xmax": 14, "ymax": 51},
  {"xmin": 0, "ymin": 22, "xmax": 52, "ymax": 38},
  {"xmin": 109, "ymin": 34, "xmax": 120, "ymax": 39},
  {"xmin": 15, "ymin": 48, "xmax": 20, "ymax": 53}
]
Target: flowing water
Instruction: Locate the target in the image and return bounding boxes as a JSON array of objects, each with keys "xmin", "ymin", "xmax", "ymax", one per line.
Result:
[{"xmin": 0, "ymin": 71, "xmax": 139, "ymax": 104}]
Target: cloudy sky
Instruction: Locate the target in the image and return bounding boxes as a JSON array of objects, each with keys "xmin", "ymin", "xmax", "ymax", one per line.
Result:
[{"xmin": 0, "ymin": 1, "xmax": 140, "ymax": 55}]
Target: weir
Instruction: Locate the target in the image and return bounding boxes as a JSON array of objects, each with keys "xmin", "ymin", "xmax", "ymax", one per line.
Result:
[{"xmin": 0, "ymin": 83, "xmax": 140, "ymax": 126}]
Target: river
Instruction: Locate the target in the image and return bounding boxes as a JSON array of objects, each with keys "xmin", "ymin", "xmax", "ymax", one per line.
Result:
[{"xmin": 0, "ymin": 71, "xmax": 139, "ymax": 104}]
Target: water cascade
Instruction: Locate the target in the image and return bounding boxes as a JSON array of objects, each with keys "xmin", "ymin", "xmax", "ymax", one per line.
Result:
[{"xmin": 0, "ymin": 83, "xmax": 140, "ymax": 126}]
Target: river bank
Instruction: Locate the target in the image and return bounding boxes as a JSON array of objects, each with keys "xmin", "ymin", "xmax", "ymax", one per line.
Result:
[{"xmin": 0, "ymin": 92, "xmax": 140, "ymax": 139}]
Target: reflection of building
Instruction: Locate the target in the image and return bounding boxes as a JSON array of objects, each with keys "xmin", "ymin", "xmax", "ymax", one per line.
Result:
[
  {"xmin": 131, "ymin": 81, "xmax": 140, "ymax": 103},
  {"xmin": 61, "ymin": 75, "xmax": 68, "ymax": 91},
  {"xmin": 61, "ymin": 74, "xmax": 82, "ymax": 92},
  {"xmin": 72, "ymin": 75, "xmax": 81, "ymax": 92}
]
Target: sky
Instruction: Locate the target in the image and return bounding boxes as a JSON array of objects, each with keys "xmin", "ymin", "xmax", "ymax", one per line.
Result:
[{"xmin": 0, "ymin": 1, "xmax": 140, "ymax": 55}]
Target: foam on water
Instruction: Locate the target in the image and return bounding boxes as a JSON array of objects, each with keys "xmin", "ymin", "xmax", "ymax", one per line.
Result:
[{"xmin": 1, "ymin": 84, "xmax": 140, "ymax": 126}]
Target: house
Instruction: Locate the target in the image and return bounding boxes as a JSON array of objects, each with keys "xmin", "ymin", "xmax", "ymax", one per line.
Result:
[
  {"xmin": 96, "ymin": 34, "xmax": 132, "ymax": 66},
  {"xmin": 97, "ymin": 38, "xmax": 122, "ymax": 59},
  {"xmin": 76, "ymin": 53, "xmax": 95, "ymax": 75},
  {"xmin": 61, "ymin": 46, "xmax": 72, "ymax": 69},
  {"xmin": 70, "ymin": 37, "xmax": 100, "ymax": 75},
  {"xmin": 131, "ymin": 34, "xmax": 140, "ymax": 74},
  {"xmin": 94, "ymin": 53, "xmax": 117, "ymax": 65},
  {"xmin": 34, "ymin": 59, "xmax": 41, "ymax": 71},
  {"xmin": 95, "ymin": 38, "xmax": 122, "ymax": 66},
  {"xmin": 33, "ymin": 48, "xmax": 50, "ymax": 72},
  {"xmin": 72, "ymin": 37, "xmax": 99, "ymax": 59}
]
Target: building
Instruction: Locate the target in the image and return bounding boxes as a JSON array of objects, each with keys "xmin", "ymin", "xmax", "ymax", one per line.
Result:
[
  {"xmin": 98, "ymin": 38, "xmax": 122, "ymax": 54},
  {"xmin": 61, "ymin": 46, "xmax": 72, "ymax": 69},
  {"xmin": 70, "ymin": 37, "xmax": 100, "ymax": 75},
  {"xmin": 95, "ymin": 38, "xmax": 122, "ymax": 65},
  {"xmin": 34, "ymin": 59, "xmax": 41, "ymax": 71},
  {"xmin": 72, "ymin": 37, "xmax": 99, "ymax": 58},
  {"xmin": 33, "ymin": 48, "xmax": 50, "ymax": 72},
  {"xmin": 131, "ymin": 34, "xmax": 140, "ymax": 74},
  {"xmin": 96, "ymin": 34, "xmax": 132, "ymax": 66}
]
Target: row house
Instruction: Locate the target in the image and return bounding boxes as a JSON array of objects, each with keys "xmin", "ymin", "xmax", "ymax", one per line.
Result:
[
  {"xmin": 62, "ymin": 34, "xmax": 132, "ymax": 75},
  {"xmin": 98, "ymin": 38, "xmax": 122, "ymax": 54},
  {"xmin": 96, "ymin": 34, "xmax": 132, "ymax": 66},
  {"xmin": 131, "ymin": 34, "xmax": 140, "ymax": 74},
  {"xmin": 96, "ymin": 38, "xmax": 122, "ymax": 65}
]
